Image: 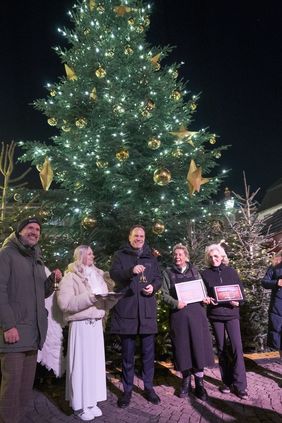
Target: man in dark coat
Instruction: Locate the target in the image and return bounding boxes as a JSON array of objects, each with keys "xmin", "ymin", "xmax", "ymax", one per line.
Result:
[
  {"xmin": 110, "ymin": 225, "xmax": 162, "ymax": 408},
  {"xmin": 0, "ymin": 217, "xmax": 62, "ymax": 423},
  {"xmin": 261, "ymin": 251, "xmax": 282, "ymax": 356}
]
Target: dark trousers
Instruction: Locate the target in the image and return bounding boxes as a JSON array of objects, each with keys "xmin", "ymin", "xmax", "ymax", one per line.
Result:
[
  {"xmin": 212, "ymin": 319, "xmax": 247, "ymax": 391},
  {"xmin": 0, "ymin": 351, "xmax": 37, "ymax": 423},
  {"xmin": 120, "ymin": 334, "xmax": 155, "ymax": 393}
]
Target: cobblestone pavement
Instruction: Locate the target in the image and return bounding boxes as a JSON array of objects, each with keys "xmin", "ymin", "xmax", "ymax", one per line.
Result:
[{"xmin": 22, "ymin": 357, "xmax": 282, "ymax": 423}]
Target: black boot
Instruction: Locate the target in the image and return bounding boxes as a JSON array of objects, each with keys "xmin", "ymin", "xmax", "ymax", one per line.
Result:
[
  {"xmin": 179, "ymin": 375, "xmax": 192, "ymax": 398},
  {"xmin": 194, "ymin": 376, "xmax": 208, "ymax": 401}
]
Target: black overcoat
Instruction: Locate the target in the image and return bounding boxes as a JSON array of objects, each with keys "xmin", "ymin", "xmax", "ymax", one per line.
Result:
[
  {"xmin": 162, "ymin": 264, "xmax": 214, "ymax": 371},
  {"xmin": 110, "ymin": 242, "xmax": 161, "ymax": 334},
  {"xmin": 261, "ymin": 262, "xmax": 282, "ymax": 350}
]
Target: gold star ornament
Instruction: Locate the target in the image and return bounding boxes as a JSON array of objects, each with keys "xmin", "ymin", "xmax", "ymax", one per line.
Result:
[
  {"xmin": 64, "ymin": 64, "xmax": 77, "ymax": 81},
  {"xmin": 114, "ymin": 5, "xmax": 132, "ymax": 16},
  {"xmin": 150, "ymin": 53, "xmax": 161, "ymax": 70},
  {"xmin": 89, "ymin": 0, "xmax": 96, "ymax": 11},
  {"xmin": 39, "ymin": 157, "xmax": 54, "ymax": 191},
  {"xmin": 187, "ymin": 159, "xmax": 209, "ymax": 196},
  {"xmin": 169, "ymin": 125, "xmax": 197, "ymax": 146}
]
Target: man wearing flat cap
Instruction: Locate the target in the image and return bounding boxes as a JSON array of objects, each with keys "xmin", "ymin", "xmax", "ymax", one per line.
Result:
[{"xmin": 0, "ymin": 217, "xmax": 62, "ymax": 423}]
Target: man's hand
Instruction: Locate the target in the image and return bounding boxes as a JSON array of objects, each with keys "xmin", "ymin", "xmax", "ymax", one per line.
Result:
[
  {"xmin": 142, "ymin": 284, "xmax": 153, "ymax": 295},
  {"xmin": 278, "ymin": 278, "xmax": 282, "ymax": 287},
  {"xmin": 133, "ymin": 265, "xmax": 145, "ymax": 274},
  {"xmin": 4, "ymin": 327, "xmax": 20, "ymax": 344},
  {"xmin": 230, "ymin": 301, "xmax": 239, "ymax": 307}
]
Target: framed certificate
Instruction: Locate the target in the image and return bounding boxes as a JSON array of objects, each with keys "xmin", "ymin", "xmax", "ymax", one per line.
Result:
[
  {"xmin": 214, "ymin": 284, "xmax": 243, "ymax": 302},
  {"xmin": 175, "ymin": 279, "xmax": 207, "ymax": 305}
]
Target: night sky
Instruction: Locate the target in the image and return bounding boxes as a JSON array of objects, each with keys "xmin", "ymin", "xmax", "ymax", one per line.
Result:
[{"xmin": 1, "ymin": 0, "xmax": 282, "ymax": 201}]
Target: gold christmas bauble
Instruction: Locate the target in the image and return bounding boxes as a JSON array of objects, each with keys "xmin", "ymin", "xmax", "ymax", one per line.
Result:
[
  {"xmin": 96, "ymin": 160, "xmax": 108, "ymax": 169},
  {"xmin": 136, "ymin": 25, "xmax": 144, "ymax": 33},
  {"xmin": 128, "ymin": 17, "xmax": 135, "ymax": 26},
  {"xmin": 170, "ymin": 90, "xmax": 182, "ymax": 101},
  {"xmin": 75, "ymin": 117, "xmax": 87, "ymax": 129},
  {"xmin": 50, "ymin": 90, "xmax": 57, "ymax": 97},
  {"xmin": 36, "ymin": 163, "xmax": 43, "ymax": 172},
  {"xmin": 82, "ymin": 216, "xmax": 97, "ymax": 229},
  {"xmin": 38, "ymin": 209, "xmax": 50, "ymax": 218},
  {"xmin": 209, "ymin": 135, "xmax": 216, "ymax": 144},
  {"xmin": 95, "ymin": 66, "xmax": 106, "ymax": 78},
  {"xmin": 153, "ymin": 168, "xmax": 171, "ymax": 186},
  {"xmin": 96, "ymin": 4, "xmax": 105, "ymax": 13},
  {"xmin": 146, "ymin": 99, "xmax": 155, "ymax": 110},
  {"xmin": 74, "ymin": 181, "xmax": 83, "ymax": 190},
  {"xmin": 143, "ymin": 16, "xmax": 150, "ymax": 27},
  {"xmin": 105, "ymin": 49, "xmax": 115, "ymax": 58},
  {"xmin": 83, "ymin": 28, "xmax": 91, "ymax": 35},
  {"xmin": 47, "ymin": 117, "xmax": 58, "ymax": 126},
  {"xmin": 213, "ymin": 151, "xmax": 221, "ymax": 158},
  {"xmin": 141, "ymin": 109, "xmax": 151, "ymax": 118},
  {"xmin": 148, "ymin": 137, "xmax": 161, "ymax": 150},
  {"xmin": 116, "ymin": 148, "xmax": 129, "ymax": 161},
  {"xmin": 190, "ymin": 102, "xmax": 197, "ymax": 111},
  {"xmin": 124, "ymin": 45, "xmax": 133, "ymax": 55},
  {"xmin": 62, "ymin": 125, "xmax": 71, "ymax": 132},
  {"xmin": 152, "ymin": 221, "xmax": 165, "ymax": 235},
  {"xmin": 171, "ymin": 147, "xmax": 183, "ymax": 158},
  {"xmin": 13, "ymin": 193, "xmax": 22, "ymax": 202}
]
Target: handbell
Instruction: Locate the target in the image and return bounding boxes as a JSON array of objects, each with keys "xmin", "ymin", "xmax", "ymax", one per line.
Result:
[
  {"xmin": 53, "ymin": 274, "xmax": 60, "ymax": 291},
  {"xmin": 140, "ymin": 271, "xmax": 148, "ymax": 284}
]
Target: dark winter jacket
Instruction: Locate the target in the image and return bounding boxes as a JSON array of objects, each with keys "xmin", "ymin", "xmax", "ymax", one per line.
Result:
[
  {"xmin": 261, "ymin": 262, "xmax": 282, "ymax": 349},
  {"xmin": 201, "ymin": 264, "xmax": 245, "ymax": 321},
  {"xmin": 162, "ymin": 263, "xmax": 215, "ymax": 371},
  {"xmin": 110, "ymin": 242, "xmax": 161, "ymax": 334},
  {"xmin": 0, "ymin": 232, "xmax": 54, "ymax": 352},
  {"xmin": 162, "ymin": 263, "xmax": 202, "ymax": 309}
]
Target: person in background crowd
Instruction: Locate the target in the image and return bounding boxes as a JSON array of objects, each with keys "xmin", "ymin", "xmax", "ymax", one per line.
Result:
[
  {"xmin": 261, "ymin": 250, "xmax": 282, "ymax": 358},
  {"xmin": 162, "ymin": 244, "xmax": 214, "ymax": 401},
  {"xmin": 110, "ymin": 225, "xmax": 162, "ymax": 408},
  {"xmin": 57, "ymin": 245, "xmax": 112, "ymax": 422},
  {"xmin": 0, "ymin": 217, "xmax": 62, "ymax": 423},
  {"xmin": 201, "ymin": 244, "xmax": 248, "ymax": 400}
]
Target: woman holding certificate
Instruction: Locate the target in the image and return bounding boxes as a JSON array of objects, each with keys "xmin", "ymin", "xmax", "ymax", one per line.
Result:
[
  {"xmin": 162, "ymin": 244, "xmax": 214, "ymax": 401},
  {"xmin": 57, "ymin": 245, "xmax": 110, "ymax": 421},
  {"xmin": 201, "ymin": 244, "xmax": 248, "ymax": 400}
]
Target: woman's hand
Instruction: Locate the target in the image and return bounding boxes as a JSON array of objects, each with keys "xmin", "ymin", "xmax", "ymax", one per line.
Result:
[
  {"xmin": 209, "ymin": 297, "xmax": 218, "ymax": 305},
  {"xmin": 52, "ymin": 268, "xmax": 62, "ymax": 281},
  {"xmin": 177, "ymin": 300, "xmax": 186, "ymax": 309},
  {"xmin": 230, "ymin": 301, "xmax": 239, "ymax": 307}
]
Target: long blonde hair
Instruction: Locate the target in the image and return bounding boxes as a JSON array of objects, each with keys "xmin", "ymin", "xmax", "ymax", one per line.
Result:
[
  {"xmin": 66, "ymin": 245, "xmax": 91, "ymax": 274},
  {"xmin": 204, "ymin": 243, "xmax": 229, "ymax": 266}
]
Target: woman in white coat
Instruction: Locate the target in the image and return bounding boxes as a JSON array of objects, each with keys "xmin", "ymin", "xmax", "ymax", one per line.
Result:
[{"xmin": 57, "ymin": 245, "xmax": 108, "ymax": 421}]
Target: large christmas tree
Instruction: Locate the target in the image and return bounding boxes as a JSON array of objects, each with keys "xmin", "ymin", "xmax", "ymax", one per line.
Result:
[{"xmin": 19, "ymin": 0, "xmax": 227, "ymax": 265}]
